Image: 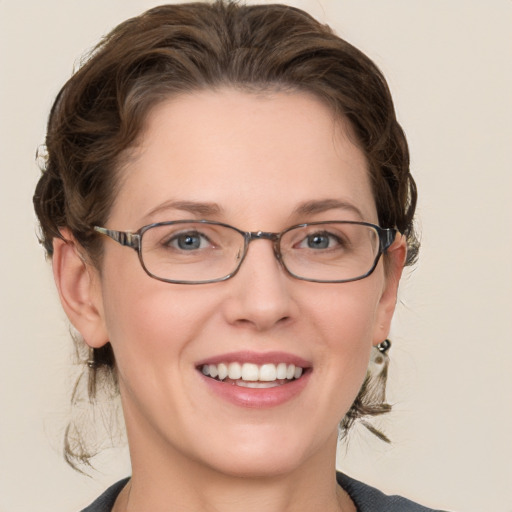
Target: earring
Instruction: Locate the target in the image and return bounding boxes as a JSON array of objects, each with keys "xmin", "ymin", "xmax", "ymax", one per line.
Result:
[
  {"xmin": 87, "ymin": 347, "xmax": 96, "ymax": 369},
  {"xmin": 376, "ymin": 338, "xmax": 391, "ymax": 353},
  {"xmin": 370, "ymin": 339, "xmax": 391, "ymax": 370},
  {"xmin": 359, "ymin": 341, "xmax": 392, "ymax": 443}
]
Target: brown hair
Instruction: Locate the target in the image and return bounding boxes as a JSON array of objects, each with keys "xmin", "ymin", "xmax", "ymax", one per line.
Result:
[{"xmin": 33, "ymin": 0, "xmax": 418, "ymax": 469}]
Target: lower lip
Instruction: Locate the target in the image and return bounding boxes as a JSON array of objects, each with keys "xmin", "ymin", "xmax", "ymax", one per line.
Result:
[{"xmin": 200, "ymin": 371, "xmax": 311, "ymax": 408}]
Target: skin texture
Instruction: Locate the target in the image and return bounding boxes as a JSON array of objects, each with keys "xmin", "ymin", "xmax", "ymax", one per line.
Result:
[{"xmin": 52, "ymin": 89, "xmax": 406, "ymax": 512}]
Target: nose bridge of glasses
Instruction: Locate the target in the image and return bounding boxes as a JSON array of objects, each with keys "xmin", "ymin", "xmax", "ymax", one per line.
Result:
[
  {"xmin": 245, "ymin": 231, "xmax": 282, "ymax": 260},
  {"xmin": 248, "ymin": 231, "xmax": 279, "ymax": 241}
]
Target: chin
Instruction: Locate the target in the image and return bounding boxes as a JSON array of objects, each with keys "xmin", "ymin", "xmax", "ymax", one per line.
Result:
[
  {"xmin": 195, "ymin": 424, "xmax": 328, "ymax": 479},
  {"xmin": 208, "ymin": 453, "xmax": 306, "ymax": 480}
]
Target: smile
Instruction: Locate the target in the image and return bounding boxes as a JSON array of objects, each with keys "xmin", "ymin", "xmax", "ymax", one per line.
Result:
[{"xmin": 200, "ymin": 362, "xmax": 304, "ymax": 388}]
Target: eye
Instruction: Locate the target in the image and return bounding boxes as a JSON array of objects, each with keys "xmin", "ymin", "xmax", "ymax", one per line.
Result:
[
  {"xmin": 299, "ymin": 231, "xmax": 342, "ymax": 250},
  {"xmin": 167, "ymin": 231, "xmax": 210, "ymax": 251}
]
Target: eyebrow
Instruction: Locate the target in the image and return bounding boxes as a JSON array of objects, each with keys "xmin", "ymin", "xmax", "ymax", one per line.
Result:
[
  {"xmin": 142, "ymin": 198, "xmax": 365, "ymax": 223},
  {"xmin": 294, "ymin": 199, "xmax": 365, "ymax": 220},
  {"xmin": 143, "ymin": 200, "xmax": 223, "ymax": 220}
]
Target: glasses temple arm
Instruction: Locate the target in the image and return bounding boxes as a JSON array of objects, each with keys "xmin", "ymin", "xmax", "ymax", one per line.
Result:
[
  {"xmin": 93, "ymin": 226, "xmax": 141, "ymax": 250},
  {"xmin": 381, "ymin": 228, "xmax": 398, "ymax": 252}
]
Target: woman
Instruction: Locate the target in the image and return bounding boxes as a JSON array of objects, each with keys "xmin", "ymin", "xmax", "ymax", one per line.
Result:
[{"xmin": 33, "ymin": 1, "xmax": 445, "ymax": 511}]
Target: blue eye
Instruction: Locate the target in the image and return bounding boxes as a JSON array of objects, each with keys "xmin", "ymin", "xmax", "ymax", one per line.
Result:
[
  {"xmin": 170, "ymin": 231, "xmax": 209, "ymax": 250},
  {"xmin": 306, "ymin": 233, "xmax": 330, "ymax": 249},
  {"xmin": 300, "ymin": 231, "xmax": 341, "ymax": 250}
]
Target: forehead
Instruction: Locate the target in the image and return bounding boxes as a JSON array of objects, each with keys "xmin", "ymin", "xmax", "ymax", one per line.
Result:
[{"xmin": 111, "ymin": 88, "xmax": 376, "ymax": 227}]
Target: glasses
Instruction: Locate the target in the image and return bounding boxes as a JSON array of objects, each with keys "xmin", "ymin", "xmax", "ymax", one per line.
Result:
[{"xmin": 94, "ymin": 220, "xmax": 397, "ymax": 285}]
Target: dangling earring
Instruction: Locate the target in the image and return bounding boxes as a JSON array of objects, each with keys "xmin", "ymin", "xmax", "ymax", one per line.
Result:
[
  {"xmin": 370, "ymin": 339, "xmax": 391, "ymax": 373},
  {"xmin": 87, "ymin": 347, "xmax": 96, "ymax": 369}
]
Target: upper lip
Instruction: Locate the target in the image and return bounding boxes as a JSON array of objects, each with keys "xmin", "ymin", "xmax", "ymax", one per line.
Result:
[{"xmin": 195, "ymin": 351, "xmax": 312, "ymax": 368}]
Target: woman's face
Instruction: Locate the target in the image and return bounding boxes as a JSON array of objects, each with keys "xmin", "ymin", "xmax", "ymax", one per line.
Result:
[{"xmin": 83, "ymin": 89, "xmax": 404, "ymax": 477}]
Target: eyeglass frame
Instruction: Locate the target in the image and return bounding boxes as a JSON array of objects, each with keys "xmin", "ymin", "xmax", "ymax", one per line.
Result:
[{"xmin": 93, "ymin": 220, "xmax": 398, "ymax": 285}]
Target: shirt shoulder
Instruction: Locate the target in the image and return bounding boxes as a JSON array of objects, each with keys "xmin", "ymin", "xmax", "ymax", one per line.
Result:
[
  {"xmin": 337, "ymin": 473, "xmax": 450, "ymax": 512},
  {"xmin": 79, "ymin": 478, "xmax": 129, "ymax": 512}
]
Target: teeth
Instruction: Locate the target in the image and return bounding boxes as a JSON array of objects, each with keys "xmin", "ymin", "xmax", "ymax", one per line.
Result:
[
  {"xmin": 228, "ymin": 362, "xmax": 242, "ymax": 380},
  {"xmin": 241, "ymin": 363, "xmax": 259, "ymax": 381},
  {"xmin": 259, "ymin": 363, "xmax": 277, "ymax": 381},
  {"xmin": 276, "ymin": 362, "xmax": 287, "ymax": 379},
  {"xmin": 201, "ymin": 362, "xmax": 305, "ymax": 383},
  {"xmin": 236, "ymin": 381, "xmax": 280, "ymax": 388},
  {"xmin": 217, "ymin": 363, "xmax": 228, "ymax": 380},
  {"xmin": 209, "ymin": 364, "xmax": 219, "ymax": 379}
]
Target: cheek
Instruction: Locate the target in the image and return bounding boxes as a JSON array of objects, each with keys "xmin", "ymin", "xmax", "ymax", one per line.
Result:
[
  {"xmin": 100, "ymin": 279, "xmax": 221, "ymax": 436},
  {"xmin": 306, "ymin": 276, "xmax": 383, "ymax": 344},
  {"xmin": 304, "ymin": 278, "xmax": 384, "ymax": 397},
  {"xmin": 104, "ymin": 288, "xmax": 200, "ymax": 353},
  {"xmin": 98, "ymin": 254, "xmax": 212, "ymax": 376}
]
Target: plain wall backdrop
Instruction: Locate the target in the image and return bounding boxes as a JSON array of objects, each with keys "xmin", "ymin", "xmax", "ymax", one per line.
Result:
[{"xmin": 1, "ymin": 1, "xmax": 511, "ymax": 510}]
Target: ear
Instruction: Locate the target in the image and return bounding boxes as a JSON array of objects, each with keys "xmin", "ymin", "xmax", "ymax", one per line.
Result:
[
  {"xmin": 372, "ymin": 233, "xmax": 408, "ymax": 345},
  {"xmin": 52, "ymin": 228, "xmax": 109, "ymax": 348}
]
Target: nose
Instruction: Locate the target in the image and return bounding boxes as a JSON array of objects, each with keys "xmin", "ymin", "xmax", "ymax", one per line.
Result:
[{"xmin": 222, "ymin": 237, "xmax": 297, "ymax": 331}]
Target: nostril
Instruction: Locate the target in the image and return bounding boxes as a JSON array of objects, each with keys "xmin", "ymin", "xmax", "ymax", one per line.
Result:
[{"xmin": 233, "ymin": 315, "xmax": 289, "ymax": 326}]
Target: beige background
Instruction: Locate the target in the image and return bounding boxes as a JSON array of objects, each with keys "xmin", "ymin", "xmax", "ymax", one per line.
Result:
[{"xmin": 1, "ymin": 1, "xmax": 511, "ymax": 510}]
